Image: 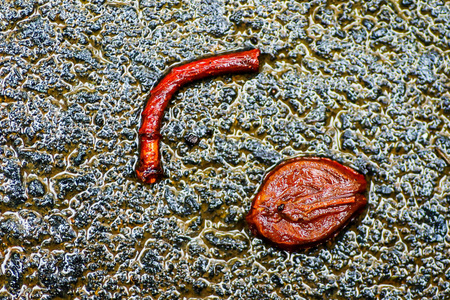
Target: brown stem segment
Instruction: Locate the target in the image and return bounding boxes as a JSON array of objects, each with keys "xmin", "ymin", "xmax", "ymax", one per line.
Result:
[
  {"xmin": 280, "ymin": 195, "xmax": 358, "ymax": 222},
  {"xmin": 137, "ymin": 49, "xmax": 261, "ymax": 183}
]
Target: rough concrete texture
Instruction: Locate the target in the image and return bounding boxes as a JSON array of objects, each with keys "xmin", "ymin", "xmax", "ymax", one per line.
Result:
[{"xmin": 0, "ymin": 0, "xmax": 449, "ymax": 299}]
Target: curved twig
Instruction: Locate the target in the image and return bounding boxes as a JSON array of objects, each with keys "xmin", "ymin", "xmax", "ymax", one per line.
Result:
[{"xmin": 137, "ymin": 49, "xmax": 261, "ymax": 183}]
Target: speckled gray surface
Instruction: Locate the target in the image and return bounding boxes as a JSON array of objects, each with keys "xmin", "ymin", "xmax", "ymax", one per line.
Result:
[{"xmin": 1, "ymin": 0, "xmax": 450, "ymax": 299}]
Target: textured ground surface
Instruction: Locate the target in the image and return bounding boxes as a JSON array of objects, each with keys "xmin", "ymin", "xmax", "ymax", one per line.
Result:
[{"xmin": 1, "ymin": 0, "xmax": 450, "ymax": 299}]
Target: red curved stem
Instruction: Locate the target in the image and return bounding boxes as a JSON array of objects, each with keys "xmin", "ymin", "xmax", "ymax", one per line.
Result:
[{"xmin": 137, "ymin": 49, "xmax": 260, "ymax": 183}]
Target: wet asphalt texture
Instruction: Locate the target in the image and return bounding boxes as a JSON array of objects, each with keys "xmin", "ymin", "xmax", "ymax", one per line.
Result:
[{"xmin": 1, "ymin": 0, "xmax": 450, "ymax": 299}]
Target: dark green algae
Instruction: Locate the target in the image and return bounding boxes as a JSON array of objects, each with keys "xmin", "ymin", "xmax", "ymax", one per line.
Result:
[{"xmin": 1, "ymin": 0, "xmax": 450, "ymax": 299}]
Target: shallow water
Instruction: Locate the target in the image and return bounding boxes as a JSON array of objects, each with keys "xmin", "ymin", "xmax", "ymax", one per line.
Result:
[{"xmin": 1, "ymin": 0, "xmax": 450, "ymax": 299}]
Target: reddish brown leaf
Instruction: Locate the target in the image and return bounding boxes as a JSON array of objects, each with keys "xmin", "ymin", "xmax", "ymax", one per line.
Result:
[{"xmin": 246, "ymin": 157, "xmax": 367, "ymax": 250}]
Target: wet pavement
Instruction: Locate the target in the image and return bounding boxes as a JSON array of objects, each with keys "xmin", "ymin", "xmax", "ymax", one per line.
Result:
[{"xmin": 0, "ymin": 0, "xmax": 450, "ymax": 299}]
